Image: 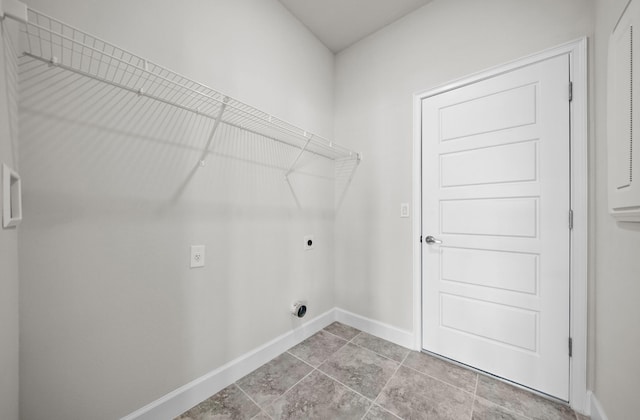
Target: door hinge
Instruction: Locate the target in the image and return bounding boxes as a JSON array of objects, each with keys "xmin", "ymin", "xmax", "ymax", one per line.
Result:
[
  {"xmin": 569, "ymin": 81, "xmax": 573, "ymax": 102},
  {"xmin": 569, "ymin": 209, "xmax": 574, "ymax": 230},
  {"xmin": 420, "ymin": 235, "xmax": 423, "ymax": 243},
  {"xmin": 569, "ymin": 337, "xmax": 573, "ymax": 357}
]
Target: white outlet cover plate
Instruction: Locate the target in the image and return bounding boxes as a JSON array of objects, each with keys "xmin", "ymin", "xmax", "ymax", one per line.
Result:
[
  {"xmin": 190, "ymin": 245, "xmax": 205, "ymax": 268},
  {"xmin": 303, "ymin": 235, "xmax": 314, "ymax": 250}
]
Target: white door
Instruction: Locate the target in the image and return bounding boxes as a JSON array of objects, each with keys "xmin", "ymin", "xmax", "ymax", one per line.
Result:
[{"xmin": 421, "ymin": 54, "xmax": 571, "ymax": 400}]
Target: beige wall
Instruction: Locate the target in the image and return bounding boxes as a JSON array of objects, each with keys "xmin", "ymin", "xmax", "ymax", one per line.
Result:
[
  {"xmin": 0, "ymin": 15, "xmax": 20, "ymax": 420},
  {"xmin": 334, "ymin": 0, "xmax": 640, "ymax": 417},
  {"xmin": 593, "ymin": 0, "xmax": 640, "ymax": 418},
  {"xmin": 334, "ymin": 0, "xmax": 594, "ymax": 333},
  {"xmin": 19, "ymin": 1, "xmax": 336, "ymax": 419},
  {"xmin": 14, "ymin": 0, "xmax": 640, "ymax": 418}
]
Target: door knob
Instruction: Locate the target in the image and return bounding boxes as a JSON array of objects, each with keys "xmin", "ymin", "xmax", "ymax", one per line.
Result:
[{"xmin": 425, "ymin": 235, "xmax": 442, "ymax": 244}]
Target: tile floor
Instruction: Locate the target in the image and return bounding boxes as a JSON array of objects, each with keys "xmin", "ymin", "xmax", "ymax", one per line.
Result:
[{"xmin": 176, "ymin": 322, "xmax": 589, "ymax": 420}]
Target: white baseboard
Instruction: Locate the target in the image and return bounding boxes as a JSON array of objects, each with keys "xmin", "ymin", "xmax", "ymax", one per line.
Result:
[
  {"xmin": 120, "ymin": 307, "xmax": 415, "ymax": 420},
  {"xmin": 588, "ymin": 391, "xmax": 609, "ymax": 420},
  {"xmin": 120, "ymin": 308, "xmax": 336, "ymax": 420},
  {"xmin": 334, "ymin": 308, "xmax": 415, "ymax": 350}
]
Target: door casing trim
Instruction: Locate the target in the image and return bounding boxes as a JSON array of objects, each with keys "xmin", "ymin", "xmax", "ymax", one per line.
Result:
[{"xmin": 411, "ymin": 37, "xmax": 588, "ymax": 413}]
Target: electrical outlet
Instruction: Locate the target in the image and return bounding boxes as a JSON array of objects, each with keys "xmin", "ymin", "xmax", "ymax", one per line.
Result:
[
  {"xmin": 400, "ymin": 203, "xmax": 410, "ymax": 218},
  {"xmin": 190, "ymin": 245, "xmax": 205, "ymax": 268},
  {"xmin": 303, "ymin": 235, "xmax": 314, "ymax": 251}
]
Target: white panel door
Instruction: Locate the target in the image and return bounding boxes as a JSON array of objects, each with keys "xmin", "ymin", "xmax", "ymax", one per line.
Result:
[{"xmin": 421, "ymin": 55, "xmax": 570, "ymax": 400}]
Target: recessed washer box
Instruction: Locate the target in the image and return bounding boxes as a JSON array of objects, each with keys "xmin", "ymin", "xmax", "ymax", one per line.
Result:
[{"xmin": 2, "ymin": 164, "xmax": 22, "ymax": 228}]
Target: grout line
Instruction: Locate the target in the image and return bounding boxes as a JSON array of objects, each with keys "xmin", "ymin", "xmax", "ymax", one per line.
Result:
[
  {"xmin": 285, "ymin": 351, "xmax": 317, "ymax": 369},
  {"xmin": 400, "ymin": 363, "xmax": 476, "ymax": 397},
  {"xmin": 321, "ymin": 328, "xmax": 355, "ymax": 343},
  {"xmin": 349, "ymin": 336, "xmax": 410, "ymax": 365},
  {"xmin": 382, "ymin": 406, "xmax": 404, "ymax": 420},
  {"xmin": 325, "ymin": 324, "xmax": 412, "ymax": 366},
  {"xmin": 233, "ymin": 383, "xmax": 263, "ymax": 412},
  {"xmin": 360, "ymin": 402, "xmax": 404, "ymax": 420},
  {"xmin": 250, "ymin": 408, "xmax": 273, "ymax": 420},
  {"xmin": 299, "ymin": 337, "xmax": 532, "ymax": 420},
  {"xmin": 468, "ymin": 373, "xmax": 479, "ymax": 419},
  {"xmin": 263, "ymin": 366, "xmax": 318, "ymax": 411},
  {"xmin": 291, "ymin": 326, "xmax": 408, "ymax": 418},
  {"xmin": 398, "ymin": 349, "xmax": 412, "ymax": 365},
  {"xmin": 310, "ymin": 336, "xmax": 351, "ymax": 362},
  {"xmin": 287, "ymin": 338, "xmax": 352, "ymax": 376},
  {"xmin": 473, "ymin": 395, "xmax": 534, "ymax": 420},
  {"xmin": 256, "ymin": 368, "xmax": 317, "ymax": 419},
  {"xmin": 349, "ymin": 340, "xmax": 394, "ymax": 362},
  {"xmin": 469, "ymin": 396, "xmax": 476, "ymax": 420},
  {"xmin": 315, "ymin": 369, "xmax": 376, "ymax": 404},
  {"xmin": 474, "ymin": 374, "xmax": 479, "ymax": 397},
  {"xmin": 239, "ymin": 352, "xmax": 317, "ymax": 417},
  {"xmin": 359, "ymin": 401, "xmax": 375, "ymax": 420},
  {"xmin": 469, "ymin": 368, "xmax": 568, "ymax": 406},
  {"xmin": 238, "ymin": 327, "xmax": 548, "ymax": 420},
  {"xmin": 286, "ymin": 344, "xmax": 389, "ymax": 419},
  {"xmin": 219, "ymin": 335, "xmax": 570, "ymax": 420},
  {"xmin": 373, "ymin": 352, "xmax": 411, "ymax": 418}
]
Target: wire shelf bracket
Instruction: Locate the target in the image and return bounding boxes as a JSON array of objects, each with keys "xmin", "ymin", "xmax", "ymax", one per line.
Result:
[
  {"xmin": 198, "ymin": 96, "xmax": 228, "ymax": 167},
  {"xmin": 285, "ymin": 134, "xmax": 313, "ymax": 178}
]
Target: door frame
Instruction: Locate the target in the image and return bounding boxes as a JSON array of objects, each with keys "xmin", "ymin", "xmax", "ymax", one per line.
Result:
[{"xmin": 411, "ymin": 38, "xmax": 588, "ymax": 412}]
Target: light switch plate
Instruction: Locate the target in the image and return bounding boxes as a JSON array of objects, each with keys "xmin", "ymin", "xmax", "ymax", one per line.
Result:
[
  {"xmin": 400, "ymin": 203, "xmax": 410, "ymax": 218},
  {"xmin": 190, "ymin": 245, "xmax": 205, "ymax": 268}
]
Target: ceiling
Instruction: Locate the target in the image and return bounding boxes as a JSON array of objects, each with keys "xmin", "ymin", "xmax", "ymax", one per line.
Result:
[{"xmin": 278, "ymin": 0, "xmax": 433, "ymax": 53}]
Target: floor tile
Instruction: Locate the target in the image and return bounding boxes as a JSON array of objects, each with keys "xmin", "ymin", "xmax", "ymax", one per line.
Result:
[
  {"xmin": 177, "ymin": 331, "xmax": 588, "ymax": 420},
  {"xmin": 324, "ymin": 322, "xmax": 361, "ymax": 340},
  {"xmin": 236, "ymin": 352, "xmax": 313, "ymax": 407},
  {"xmin": 175, "ymin": 384, "xmax": 260, "ymax": 420},
  {"xmin": 575, "ymin": 414, "xmax": 590, "ymax": 420},
  {"xmin": 472, "ymin": 396, "xmax": 529, "ymax": 420},
  {"xmin": 476, "ymin": 374, "xmax": 576, "ymax": 420},
  {"xmin": 352, "ymin": 332, "xmax": 410, "ymax": 363},
  {"xmin": 265, "ymin": 370, "xmax": 371, "ymax": 419},
  {"xmin": 377, "ymin": 365, "xmax": 474, "ymax": 420},
  {"xmin": 364, "ymin": 404, "xmax": 402, "ymax": 419},
  {"xmin": 319, "ymin": 342, "xmax": 399, "ymax": 399},
  {"xmin": 287, "ymin": 330, "xmax": 347, "ymax": 367},
  {"xmin": 403, "ymin": 351, "xmax": 478, "ymax": 393}
]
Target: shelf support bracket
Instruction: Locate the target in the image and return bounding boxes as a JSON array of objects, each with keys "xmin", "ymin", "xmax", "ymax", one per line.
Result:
[
  {"xmin": 284, "ymin": 135, "xmax": 313, "ymax": 177},
  {"xmin": 284, "ymin": 175, "xmax": 302, "ymax": 209},
  {"xmin": 335, "ymin": 156, "xmax": 361, "ymax": 210},
  {"xmin": 198, "ymin": 96, "xmax": 229, "ymax": 167}
]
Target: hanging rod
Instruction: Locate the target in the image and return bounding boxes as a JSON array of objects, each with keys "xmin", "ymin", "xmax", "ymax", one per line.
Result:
[{"xmin": 2, "ymin": 3, "xmax": 361, "ymax": 163}]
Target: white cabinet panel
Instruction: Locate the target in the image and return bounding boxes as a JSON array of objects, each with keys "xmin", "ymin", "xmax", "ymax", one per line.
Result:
[{"xmin": 608, "ymin": 0, "xmax": 640, "ymax": 221}]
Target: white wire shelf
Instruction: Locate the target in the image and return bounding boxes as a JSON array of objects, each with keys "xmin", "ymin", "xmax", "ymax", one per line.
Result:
[{"xmin": 3, "ymin": 6, "xmax": 361, "ymax": 163}]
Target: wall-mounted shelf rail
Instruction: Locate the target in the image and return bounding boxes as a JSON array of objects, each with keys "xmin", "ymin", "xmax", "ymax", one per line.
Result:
[{"xmin": 1, "ymin": 5, "xmax": 361, "ymax": 167}]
